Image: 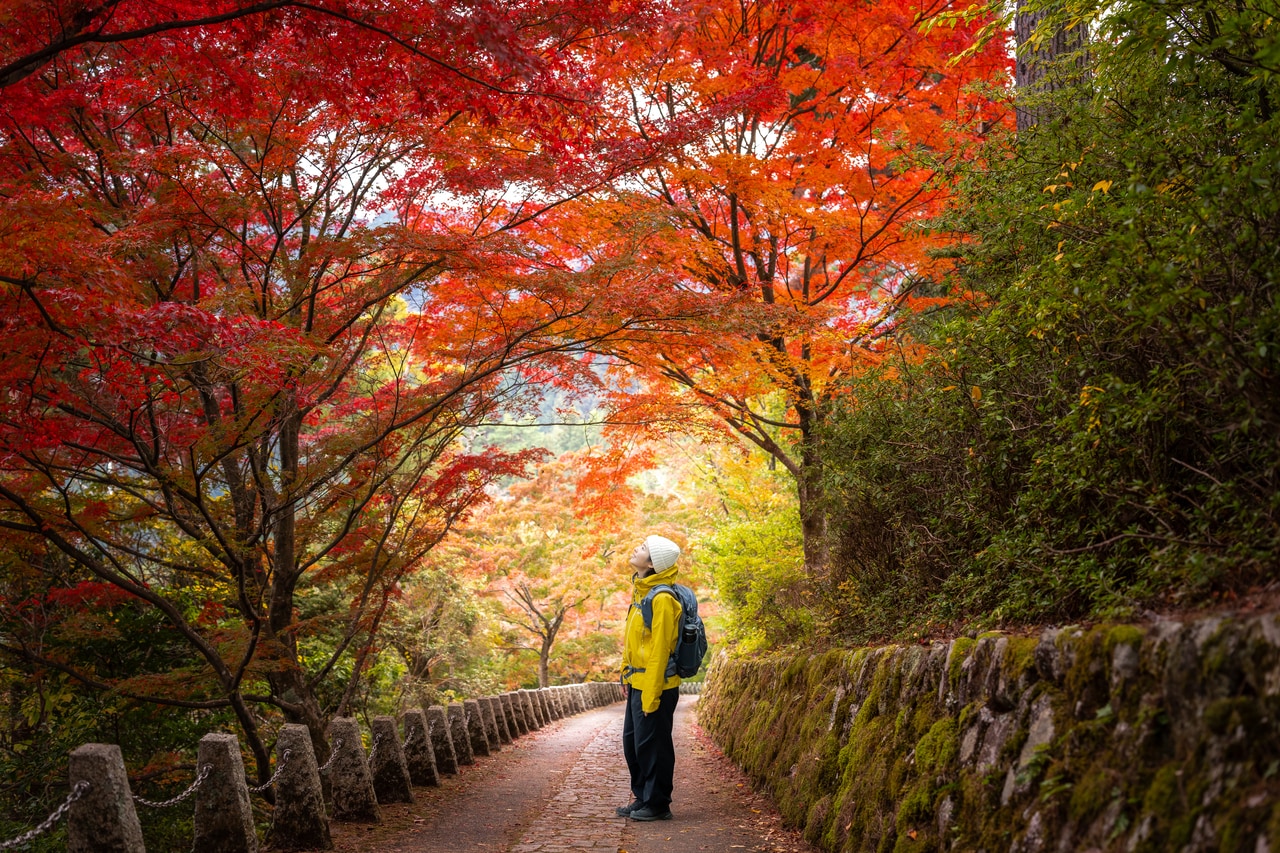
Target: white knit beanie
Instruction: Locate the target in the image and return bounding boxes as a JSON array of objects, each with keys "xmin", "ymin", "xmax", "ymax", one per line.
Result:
[{"xmin": 645, "ymin": 535, "xmax": 681, "ymax": 571}]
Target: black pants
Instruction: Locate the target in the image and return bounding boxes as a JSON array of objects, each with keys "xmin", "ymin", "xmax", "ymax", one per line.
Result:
[{"xmin": 622, "ymin": 684, "xmax": 680, "ymax": 810}]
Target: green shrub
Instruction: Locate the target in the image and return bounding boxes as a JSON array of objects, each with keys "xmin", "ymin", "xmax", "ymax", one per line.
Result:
[
  {"xmin": 817, "ymin": 0, "xmax": 1280, "ymax": 640},
  {"xmin": 702, "ymin": 506, "xmax": 811, "ymax": 650}
]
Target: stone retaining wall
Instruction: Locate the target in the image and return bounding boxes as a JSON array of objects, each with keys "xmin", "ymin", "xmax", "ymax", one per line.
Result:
[
  {"xmin": 54, "ymin": 682, "xmax": 624, "ymax": 852},
  {"xmin": 697, "ymin": 614, "xmax": 1280, "ymax": 853}
]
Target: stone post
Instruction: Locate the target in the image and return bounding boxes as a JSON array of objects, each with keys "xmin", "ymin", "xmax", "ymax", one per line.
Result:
[
  {"xmin": 268, "ymin": 725, "xmax": 331, "ymax": 851},
  {"xmin": 369, "ymin": 716, "xmax": 414, "ymax": 804},
  {"xmin": 401, "ymin": 710, "xmax": 440, "ymax": 787},
  {"xmin": 521, "ymin": 689, "xmax": 544, "ymax": 728},
  {"xmin": 537, "ymin": 689, "xmax": 553, "ymax": 723},
  {"xmin": 528, "ymin": 689, "xmax": 544, "ymax": 724},
  {"xmin": 192, "ymin": 733, "xmax": 258, "ymax": 853},
  {"xmin": 67, "ymin": 744, "xmax": 145, "ymax": 853},
  {"xmin": 548, "ymin": 688, "xmax": 564, "ymax": 720},
  {"xmin": 575, "ymin": 684, "xmax": 588, "ymax": 712},
  {"xmin": 503, "ymin": 692, "xmax": 527, "ymax": 736},
  {"xmin": 447, "ymin": 703, "xmax": 475, "ymax": 765},
  {"xmin": 485, "ymin": 697, "xmax": 512, "ymax": 744},
  {"xmin": 478, "ymin": 697, "xmax": 503, "ymax": 748},
  {"xmin": 427, "ymin": 705, "xmax": 459, "ymax": 774},
  {"xmin": 516, "ymin": 689, "xmax": 536, "ymax": 729},
  {"xmin": 325, "ymin": 718, "xmax": 379, "ymax": 822},
  {"xmin": 463, "ymin": 699, "xmax": 491, "ymax": 757}
]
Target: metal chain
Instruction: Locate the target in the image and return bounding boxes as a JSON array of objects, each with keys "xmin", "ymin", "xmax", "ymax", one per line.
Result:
[
  {"xmin": 0, "ymin": 781, "xmax": 90, "ymax": 851},
  {"xmin": 132, "ymin": 764, "xmax": 211, "ymax": 809},
  {"xmin": 368, "ymin": 733, "xmax": 384, "ymax": 763},
  {"xmin": 246, "ymin": 749, "xmax": 291, "ymax": 794},
  {"xmin": 316, "ymin": 739, "xmax": 343, "ymax": 774}
]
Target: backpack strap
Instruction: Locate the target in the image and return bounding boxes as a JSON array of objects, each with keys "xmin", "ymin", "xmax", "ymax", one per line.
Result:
[{"xmin": 637, "ymin": 584, "xmax": 679, "ymax": 630}]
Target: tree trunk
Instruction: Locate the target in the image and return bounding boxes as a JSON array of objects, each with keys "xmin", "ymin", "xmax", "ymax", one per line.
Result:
[
  {"xmin": 798, "ymin": 476, "xmax": 826, "ymax": 571},
  {"xmin": 795, "ymin": 393, "xmax": 828, "ymax": 572},
  {"xmin": 1015, "ymin": 0, "xmax": 1090, "ymax": 131},
  {"xmin": 263, "ymin": 400, "xmax": 331, "ymax": 764}
]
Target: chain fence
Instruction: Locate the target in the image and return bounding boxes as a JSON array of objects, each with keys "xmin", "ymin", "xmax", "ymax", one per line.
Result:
[
  {"xmin": 0, "ymin": 781, "xmax": 91, "ymax": 851},
  {"xmin": 131, "ymin": 764, "xmax": 211, "ymax": 809},
  {"xmin": 246, "ymin": 749, "xmax": 291, "ymax": 794},
  {"xmin": 316, "ymin": 739, "xmax": 343, "ymax": 774}
]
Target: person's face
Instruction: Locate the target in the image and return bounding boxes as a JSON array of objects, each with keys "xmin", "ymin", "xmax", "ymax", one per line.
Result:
[{"xmin": 629, "ymin": 541, "xmax": 652, "ymax": 574}]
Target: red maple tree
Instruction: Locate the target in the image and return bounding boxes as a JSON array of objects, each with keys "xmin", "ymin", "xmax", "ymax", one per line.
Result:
[
  {"xmin": 574, "ymin": 0, "xmax": 1012, "ymax": 564},
  {"xmin": 0, "ymin": 0, "xmax": 694, "ymax": 775}
]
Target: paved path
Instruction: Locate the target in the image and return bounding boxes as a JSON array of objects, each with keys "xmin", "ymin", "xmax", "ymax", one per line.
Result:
[{"xmin": 324, "ymin": 696, "xmax": 815, "ymax": 853}]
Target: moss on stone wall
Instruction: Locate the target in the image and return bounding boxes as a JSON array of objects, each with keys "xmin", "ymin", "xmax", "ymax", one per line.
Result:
[{"xmin": 698, "ymin": 614, "xmax": 1280, "ymax": 852}]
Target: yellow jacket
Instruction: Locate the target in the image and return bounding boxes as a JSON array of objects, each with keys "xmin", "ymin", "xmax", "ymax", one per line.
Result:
[{"xmin": 621, "ymin": 565, "xmax": 683, "ymax": 713}]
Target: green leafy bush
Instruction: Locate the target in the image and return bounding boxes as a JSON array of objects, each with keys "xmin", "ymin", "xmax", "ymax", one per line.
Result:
[
  {"xmin": 818, "ymin": 0, "xmax": 1280, "ymax": 640},
  {"xmin": 702, "ymin": 504, "xmax": 810, "ymax": 650}
]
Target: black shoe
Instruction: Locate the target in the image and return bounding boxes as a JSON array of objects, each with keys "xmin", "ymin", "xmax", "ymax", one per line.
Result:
[
  {"xmin": 629, "ymin": 805, "xmax": 673, "ymax": 821},
  {"xmin": 615, "ymin": 800, "xmax": 642, "ymax": 817}
]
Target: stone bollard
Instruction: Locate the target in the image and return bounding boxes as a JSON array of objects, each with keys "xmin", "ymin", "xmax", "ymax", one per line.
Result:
[
  {"xmin": 67, "ymin": 744, "xmax": 145, "ymax": 853},
  {"xmin": 427, "ymin": 705, "xmax": 459, "ymax": 774},
  {"xmin": 486, "ymin": 697, "xmax": 512, "ymax": 744},
  {"xmin": 548, "ymin": 688, "xmax": 564, "ymax": 720},
  {"xmin": 447, "ymin": 703, "xmax": 475, "ymax": 765},
  {"xmin": 575, "ymin": 684, "xmax": 588, "ymax": 712},
  {"xmin": 401, "ymin": 710, "xmax": 440, "ymax": 787},
  {"xmin": 369, "ymin": 717, "xmax": 414, "ymax": 804},
  {"xmin": 537, "ymin": 689, "xmax": 553, "ymax": 723},
  {"xmin": 478, "ymin": 697, "xmax": 502, "ymax": 748},
  {"xmin": 325, "ymin": 718, "xmax": 379, "ymax": 822},
  {"xmin": 517, "ymin": 686, "xmax": 537, "ymax": 727},
  {"xmin": 528, "ymin": 689, "xmax": 544, "ymax": 725},
  {"xmin": 463, "ymin": 699, "xmax": 491, "ymax": 757},
  {"xmin": 503, "ymin": 692, "xmax": 527, "ymax": 736},
  {"xmin": 532, "ymin": 689, "xmax": 549, "ymax": 727},
  {"xmin": 529, "ymin": 689, "xmax": 546, "ymax": 727},
  {"xmin": 268, "ymin": 725, "xmax": 331, "ymax": 851},
  {"xmin": 193, "ymin": 733, "xmax": 258, "ymax": 853}
]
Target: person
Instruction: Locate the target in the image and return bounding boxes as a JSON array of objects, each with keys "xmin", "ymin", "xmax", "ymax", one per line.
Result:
[{"xmin": 617, "ymin": 533, "xmax": 683, "ymax": 821}]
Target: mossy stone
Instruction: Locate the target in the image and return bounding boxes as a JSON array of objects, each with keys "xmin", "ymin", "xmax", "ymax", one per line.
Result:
[
  {"xmin": 1105, "ymin": 624, "xmax": 1146, "ymax": 652},
  {"xmin": 1141, "ymin": 762, "xmax": 1182, "ymax": 816},
  {"xmin": 698, "ymin": 614, "xmax": 1280, "ymax": 853},
  {"xmin": 1204, "ymin": 696, "xmax": 1261, "ymax": 736},
  {"xmin": 915, "ymin": 718, "xmax": 958, "ymax": 774},
  {"xmin": 948, "ymin": 637, "xmax": 977, "ymax": 684}
]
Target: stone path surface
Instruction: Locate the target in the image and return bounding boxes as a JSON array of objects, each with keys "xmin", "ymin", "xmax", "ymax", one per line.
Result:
[{"xmin": 323, "ymin": 696, "xmax": 815, "ymax": 853}]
